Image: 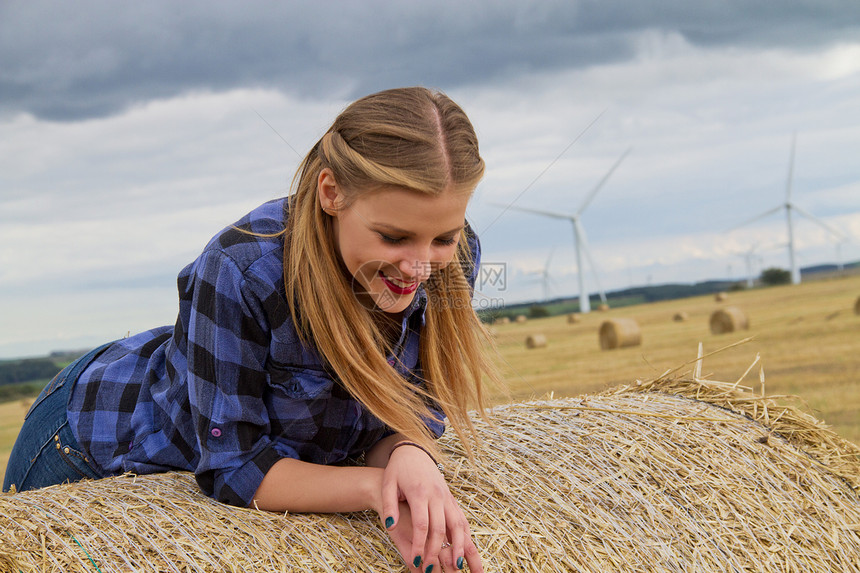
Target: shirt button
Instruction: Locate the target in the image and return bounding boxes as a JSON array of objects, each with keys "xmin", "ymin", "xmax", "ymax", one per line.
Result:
[{"xmin": 211, "ymin": 428, "xmax": 222, "ymax": 438}]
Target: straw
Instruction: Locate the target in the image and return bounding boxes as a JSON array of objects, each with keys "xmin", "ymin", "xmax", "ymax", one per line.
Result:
[{"xmin": 2, "ymin": 371, "xmax": 859, "ymax": 571}]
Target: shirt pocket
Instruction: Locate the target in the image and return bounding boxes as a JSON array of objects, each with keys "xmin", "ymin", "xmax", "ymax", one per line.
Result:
[{"xmin": 266, "ymin": 366, "xmax": 336, "ymax": 445}]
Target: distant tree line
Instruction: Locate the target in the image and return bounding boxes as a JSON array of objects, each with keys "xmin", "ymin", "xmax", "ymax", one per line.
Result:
[
  {"xmin": 760, "ymin": 267, "xmax": 791, "ymax": 286},
  {"xmin": 0, "ymin": 358, "xmax": 61, "ymax": 386}
]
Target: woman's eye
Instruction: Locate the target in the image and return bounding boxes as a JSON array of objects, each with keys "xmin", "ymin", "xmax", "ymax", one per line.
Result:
[
  {"xmin": 379, "ymin": 234, "xmax": 404, "ymax": 244},
  {"xmin": 435, "ymin": 237, "xmax": 457, "ymax": 246}
]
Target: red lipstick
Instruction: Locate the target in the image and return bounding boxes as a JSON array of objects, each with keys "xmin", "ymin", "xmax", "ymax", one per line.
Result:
[{"xmin": 379, "ymin": 271, "xmax": 419, "ymax": 295}]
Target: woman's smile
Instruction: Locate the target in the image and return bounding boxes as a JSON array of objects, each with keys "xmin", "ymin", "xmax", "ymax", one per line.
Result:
[{"xmin": 378, "ymin": 271, "xmax": 419, "ymax": 295}]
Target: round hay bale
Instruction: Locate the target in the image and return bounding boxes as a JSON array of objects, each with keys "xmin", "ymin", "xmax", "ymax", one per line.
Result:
[
  {"xmin": 525, "ymin": 334, "xmax": 547, "ymax": 349},
  {"xmin": 854, "ymin": 295, "xmax": 860, "ymax": 315},
  {"xmin": 566, "ymin": 313, "xmax": 580, "ymax": 324},
  {"xmin": 493, "ymin": 316, "xmax": 510, "ymax": 325},
  {"xmin": 715, "ymin": 291, "xmax": 728, "ymax": 302},
  {"xmin": 514, "ymin": 314, "xmax": 528, "ymax": 323},
  {"xmin": 2, "ymin": 378, "xmax": 859, "ymax": 572},
  {"xmin": 599, "ymin": 318, "xmax": 641, "ymax": 350},
  {"xmin": 710, "ymin": 306, "xmax": 749, "ymax": 334},
  {"xmin": 673, "ymin": 311, "xmax": 689, "ymax": 322},
  {"xmin": 597, "ymin": 303, "xmax": 610, "ymax": 312}
]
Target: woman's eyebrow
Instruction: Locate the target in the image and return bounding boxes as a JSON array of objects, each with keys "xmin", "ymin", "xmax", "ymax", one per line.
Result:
[{"xmin": 373, "ymin": 222, "xmax": 465, "ymax": 237}]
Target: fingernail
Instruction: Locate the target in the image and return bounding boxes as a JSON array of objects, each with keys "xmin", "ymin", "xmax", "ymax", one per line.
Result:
[
  {"xmin": 413, "ymin": 556, "xmax": 422, "ymax": 568},
  {"xmin": 384, "ymin": 516, "xmax": 394, "ymax": 529},
  {"xmin": 457, "ymin": 556, "xmax": 464, "ymax": 569},
  {"xmin": 424, "ymin": 566, "xmax": 434, "ymax": 573}
]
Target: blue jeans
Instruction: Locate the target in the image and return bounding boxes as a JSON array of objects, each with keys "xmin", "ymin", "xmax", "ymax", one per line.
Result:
[{"xmin": 3, "ymin": 343, "xmax": 110, "ymax": 493}]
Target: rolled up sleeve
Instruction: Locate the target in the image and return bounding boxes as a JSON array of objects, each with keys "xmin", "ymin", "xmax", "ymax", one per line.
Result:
[{"xmin": 184, "ymin": 250, "xmax": 286, "ymax": 506}]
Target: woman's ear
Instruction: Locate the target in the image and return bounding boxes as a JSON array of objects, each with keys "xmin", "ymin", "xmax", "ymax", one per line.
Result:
[{"xmin": 317, "ymin": 168, "xmax": 340, "ymax": 216}]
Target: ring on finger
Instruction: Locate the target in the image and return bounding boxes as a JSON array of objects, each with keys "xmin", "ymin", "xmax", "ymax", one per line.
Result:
[{"xmin": 441, "ymin": 542, "xmax": 451, "ymax": 549}]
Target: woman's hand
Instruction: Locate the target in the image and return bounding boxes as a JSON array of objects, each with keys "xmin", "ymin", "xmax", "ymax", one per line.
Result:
[{"xmin": 379, "ymin": 444, "xmax": 483, "ymax": 572}]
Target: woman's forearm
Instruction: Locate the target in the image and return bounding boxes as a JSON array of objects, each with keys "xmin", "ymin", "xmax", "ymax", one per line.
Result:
[{"xmin": 251, "ymin": 457, "xmax": 384, "ymax": 513}]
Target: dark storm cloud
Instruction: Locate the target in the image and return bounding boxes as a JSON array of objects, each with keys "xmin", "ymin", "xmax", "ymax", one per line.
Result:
[{"xmin": 2, "ymin": 0, "xmax": 858, "ymax": 121}]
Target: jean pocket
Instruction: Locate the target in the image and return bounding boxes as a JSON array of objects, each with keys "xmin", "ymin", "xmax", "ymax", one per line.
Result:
[{"xmin": 54, "ymin": 433, "xmax": 102, "ymax": 480}]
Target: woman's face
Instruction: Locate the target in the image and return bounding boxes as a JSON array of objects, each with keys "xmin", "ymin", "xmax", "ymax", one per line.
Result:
[{"xmin": 319, "ymin": 170, "xmax": 470, "ymax": 314}]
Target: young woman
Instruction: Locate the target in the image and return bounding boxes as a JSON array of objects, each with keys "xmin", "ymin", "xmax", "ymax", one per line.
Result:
[{"xmin": 4, "ymin": 87, "xmax": 495, "ymax": 572}]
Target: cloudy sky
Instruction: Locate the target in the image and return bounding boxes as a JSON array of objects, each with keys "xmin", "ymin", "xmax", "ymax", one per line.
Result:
[{"xmin": 2, "ymin": 1, "xmax": 860, "ymax": 358}]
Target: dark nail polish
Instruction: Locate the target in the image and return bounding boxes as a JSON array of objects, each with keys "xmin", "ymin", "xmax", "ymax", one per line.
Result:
[
  {"xmin": 425, "ymin": 566, "xmax": 434, "ymax": 573},
  {"xmin": 413, "ymin": 556, "xmax": 422, "ymax": 568},
  {"xmin": 385, "ymin": 516, "xmax": 394, "ymax": 529},
  {"xmin": 457, "ymin": 556, "xmax": 464, "ymax": 569}
]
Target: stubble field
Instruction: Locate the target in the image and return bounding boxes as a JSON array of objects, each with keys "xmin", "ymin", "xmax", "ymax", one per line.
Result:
[{"xmin": 486, "ymin": 273, "xmax": 860, "ymax": 448}]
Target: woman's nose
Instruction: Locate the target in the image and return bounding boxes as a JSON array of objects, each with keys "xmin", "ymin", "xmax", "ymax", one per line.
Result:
[{"xmin": 399, "ymin": 249, "xmax": 433, "ymax": 281}]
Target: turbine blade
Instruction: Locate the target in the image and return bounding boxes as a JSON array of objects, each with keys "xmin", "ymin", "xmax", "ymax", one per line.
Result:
[
  {"xmin": 544, "ymin": 246, "xmax": 557, "ymax": 269},
  {"xmin": 786, "ymin": 133, "xmax": 797, "ymax": 203},
  {"xmin": 577, "ymin": 147, "xmax": 633, "ymax": 216},
  {"xmin": 488, "ymin": 202, "xmax": 573, "ymax": 221},
  {"xmin": 791, "ymin": 203, "xmax": 846, "ymax": 240},
  {"xmin": 727, "ymin": 205, "xmax": 784, "ymax": 232}
]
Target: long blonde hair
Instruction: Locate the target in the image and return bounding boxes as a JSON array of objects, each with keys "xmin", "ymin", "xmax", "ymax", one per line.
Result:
[{"xmin": 284, "ymin": 87, "xmax": 496, "ymax": 460}]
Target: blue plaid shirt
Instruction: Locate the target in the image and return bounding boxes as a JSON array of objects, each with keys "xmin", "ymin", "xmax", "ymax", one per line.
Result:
[{"xmin": 67, "ymin": 197, "xmax": 480, "ymax": 507}]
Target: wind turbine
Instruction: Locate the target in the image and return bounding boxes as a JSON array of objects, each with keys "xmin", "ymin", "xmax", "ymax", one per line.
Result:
[
  {"xmin": 524, "ymin": 247, "xmax": 558, "ymax": 302},
  {"xmin": 731, "ymin": 134, "xmax": 846, "ymax": 285},
  {"xmin": 492, "ymin": 147, "xmax": 632, "ymax": 313},
  {"xmin": 734, "ymin": 241, "xmax": 783, "ymax": 288}
]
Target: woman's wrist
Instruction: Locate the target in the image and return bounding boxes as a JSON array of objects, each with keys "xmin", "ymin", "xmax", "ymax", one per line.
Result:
[
  {"xmin": 362, "ymin": 466, "xmax": 386, "ymax": 515},
  {"xmin": 366, "ymin": 433, "xmax": 403, "ymax": 468},
  {"xmin": 389, "ymin": 440, "xmax": 440, "ymax": 467}
]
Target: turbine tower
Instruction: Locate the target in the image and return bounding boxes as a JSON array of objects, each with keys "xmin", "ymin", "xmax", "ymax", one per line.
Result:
[
  {"xmin": 493, "ymin": 148, "xmax": 632, "ymax": 313},
  {"xmin": 732, "ymin": 134, "xmax": 845, "ymax": 285}
]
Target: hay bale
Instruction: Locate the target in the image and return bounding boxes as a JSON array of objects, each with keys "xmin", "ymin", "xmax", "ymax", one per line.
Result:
[
  {"xmin": 597, "ymin": 303, "xmax": 610, "ymax": 312},
  {"xmin": 710, "ymin": 306, "xmax": 749, "ymax": 334},
  {"xmin": 2, "ymin": 377, "xmax": 859, "ymax": 572},
  {"xmin": 525, "ymin": 334, "xmax": 547, "ymax": 349},
  {"xmin": 493, "ymin": 316, "xmax": 510, "ymax": 325},
  {"xmin": 673, "ymin": 311, "xmax": 689, "ymax": 322},
  {"xmin": 715, "ymin": 291, "xmax": 728, "ymax": 302},
  {"xmin": 514, "ymin": 314, "xmax": 527, "ymax": 323},
  {"xmin": 855, "ymin": 295, "xmax": 860, "ymax": 315},
  {"xmin": 599, "ymin": 318, "xmax": 641, "ymax": 350},
  {"xmin": 566, "ymin": 313, "xmax": 580, "ymax": 324}
]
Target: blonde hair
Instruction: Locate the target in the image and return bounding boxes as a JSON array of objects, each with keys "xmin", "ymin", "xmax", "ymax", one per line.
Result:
[{"xmin": 284, "ymin": 87, "xmax": 496, "ymax": 460}]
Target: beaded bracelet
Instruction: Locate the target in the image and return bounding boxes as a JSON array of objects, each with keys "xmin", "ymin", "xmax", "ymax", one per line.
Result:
[{"xmin": 389, "ymin": 440, "xmax": 444, "ymax": 473}]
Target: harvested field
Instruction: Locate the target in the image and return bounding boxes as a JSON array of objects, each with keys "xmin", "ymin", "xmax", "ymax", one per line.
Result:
[
  {"xmin": 2, "ymin": 375, "xmax": 859, "ymax": 572},
  {"xmin": 489, "ymin": 274, "xmax": 860, "ymax": 446}
]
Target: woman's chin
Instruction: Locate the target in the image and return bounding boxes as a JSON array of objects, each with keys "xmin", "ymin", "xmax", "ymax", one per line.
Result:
[{"xmin": 371, "ymin": 290, "xmax": 414, "ymax": 314}]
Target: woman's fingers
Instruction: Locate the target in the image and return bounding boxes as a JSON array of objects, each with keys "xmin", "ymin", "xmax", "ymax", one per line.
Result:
[
  {"xmin": 380, "ymin": 474, "xmax": 401, "ymax": 531},
  {"xmin": 462, "ymin": 535, "xmax": 484, "ymax": 573},
  {"xmin": 418, "ymin": 497, "xmax": 447, "ymax": 571},
  {"xmin": 445, "ymin": 502, "xmax": 466, "ymax": 571},
  {"xmin": 379, "ymin": 445, "xmax": 483, "ymax": 571},
  {"xmin": 408, "ymin": 497, "xmax": 430, "ymax": 569}
]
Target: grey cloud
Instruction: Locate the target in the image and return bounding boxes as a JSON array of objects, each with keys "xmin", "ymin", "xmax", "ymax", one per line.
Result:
[{"xmin": 2, "ymin": 0, "xmax": 859, "ymax": 121}]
